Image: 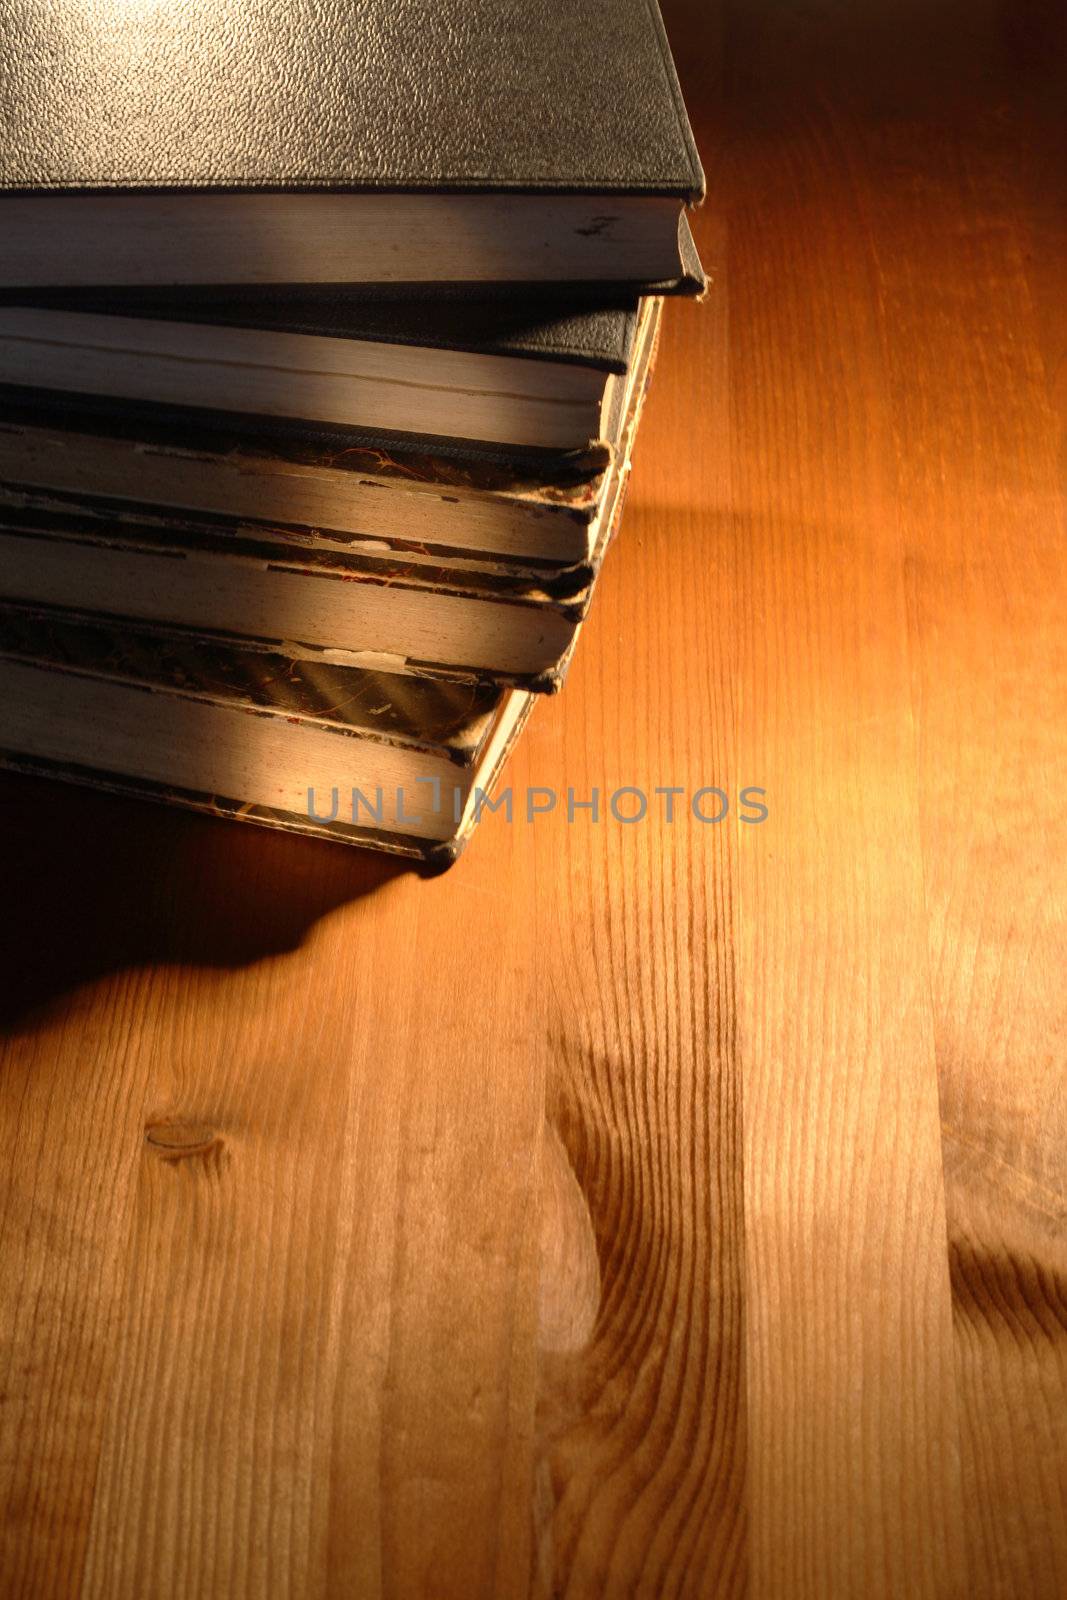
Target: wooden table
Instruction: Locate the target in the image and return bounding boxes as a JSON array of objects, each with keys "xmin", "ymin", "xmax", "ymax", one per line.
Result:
[{"xmin": 1, "ymin": 3, "xmax": 1064, "ymax": 1594}]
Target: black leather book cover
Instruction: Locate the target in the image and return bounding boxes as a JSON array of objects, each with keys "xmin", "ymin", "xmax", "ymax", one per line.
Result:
[
  {"xmin": 1, "ymin": 0, "xmax": 703, "ymax": 201},
  {"xmin": 0, "ymin": 289, "xmax": 640, "ymax": 374}
]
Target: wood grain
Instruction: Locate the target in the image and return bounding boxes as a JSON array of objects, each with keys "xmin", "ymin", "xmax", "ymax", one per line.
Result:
[
  {"xmin": 870, "ymin": 94, "xmax": 1067, "ymax": 1600},
  {"xmin": 527, "ymin": 229, "xmax": 747, "ymax": 1597},
  {"xmin": 721, "ymin": 88, "xmax": 968, "ymax": 1600},
  {"xmin": 0, "ymin": 2, "xmax": 1064, "ymax": 1594}
]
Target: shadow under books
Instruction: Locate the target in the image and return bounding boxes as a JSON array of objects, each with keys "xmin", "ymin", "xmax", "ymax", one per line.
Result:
[{"xmin": 0, "ymin": 771, "xmax": 409, "ymax": 1030}]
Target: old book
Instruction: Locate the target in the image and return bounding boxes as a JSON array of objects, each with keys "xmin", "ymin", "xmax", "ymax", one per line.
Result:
[
  {"xmin": 0, "ymin": 300, "xmax": 662, "ymax": 617},
  {"xmin": 0, "ymin": 604, "xmax": 530, "ymax": 865},
  {"xmin": 0, "ymin": 419, "xmax": 606, "ymax": 586},
  {"xmin": 0, "ymin": 0, "xmax": 703, "ymax": 290},
  {"xmin": 0, "ymin": 279, "xmax": 688, "ymax": 453},
  {"xmin": 0, "ymin": 297, "xmax": 661, "ymax": 588},
  {"xmin": 0, "ymin": 448, "xmax": 625, "ymax": 690}
]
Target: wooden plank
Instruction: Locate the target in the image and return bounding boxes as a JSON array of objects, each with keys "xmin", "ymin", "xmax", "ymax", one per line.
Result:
[
  {"xmin": 712, "ymin": 84, "xmax": 967, "ymax": 1600},
  {"xmin": 526, "ymin": 229, "xmax": 748, "ymax": 1597},
  {"xmin": 0, "ymin": 785, "xmax": 544, "ymax": 1599},
  {"xmin": 0, "ymin": 792, "xmax": 396, "ymax": 1595},
  {"xmin": 862, "ymin": 103, "xmax": 1067, "ymax": 1597}
]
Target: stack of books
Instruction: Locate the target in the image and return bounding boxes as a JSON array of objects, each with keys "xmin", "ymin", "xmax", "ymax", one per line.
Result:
[{"xmin": 0, "ymin": 0, "xmax": 704, "ymax": 866}]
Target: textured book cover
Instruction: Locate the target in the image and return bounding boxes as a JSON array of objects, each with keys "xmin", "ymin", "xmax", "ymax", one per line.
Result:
[
  {"xmin": 0, "ymin": 1, "xmax": 704, "ymax": 290},
  {"xmin": 1, "ymin": 0, "xmax": 703, "ymax": 199}
]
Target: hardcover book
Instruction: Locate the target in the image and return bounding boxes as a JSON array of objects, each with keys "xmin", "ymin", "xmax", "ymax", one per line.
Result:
[
  {"xmin": 0, "ymin": 0, "xmax": 704, "ymax": 291},
  {"xmin": 0, "ymin": 450, "xmax": 626, "ymax": 691},
  {"xmin": 0, "ymin": 604, "xmax": 530, "ymax": 864},
  {"xmin": 0, "ymin": 298, "xmax": 661, "ymax": 585},
  {"xmin": 0, "ymin": 276, "xmax": 687, "ymax": 454}
]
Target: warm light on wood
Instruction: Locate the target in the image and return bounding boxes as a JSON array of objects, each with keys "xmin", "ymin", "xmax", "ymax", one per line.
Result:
[{"xmin": 0, "ymin": 1, "xmax": 1063, "ymax": 1595}]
